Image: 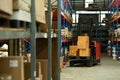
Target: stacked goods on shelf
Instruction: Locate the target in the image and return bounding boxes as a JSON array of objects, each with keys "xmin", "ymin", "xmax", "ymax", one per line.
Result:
[
  {"xmin": 40, "ymin": 11, "xmax": 53, "ymax": 33},
  {"xmin": 35, "ymin": 0, "xmax": 46, "ymax": 24},
  {"xmin": 24, "ymin": 62, "xmax": 43, "ymax": 80},
  {"xmin": 37, "ymin": 59, "xmax": 48, "ymax": 80},
  {"xmin": 0, "ymin": 0, "xmax": 13, "ymax": 17},
  {"xmin": 0, "ymin": 56, "xmax": 24, "ymax": 80},
  {"xmin": 61, "ymin": 22, "xmax": 72, "ymax": 39},
  {"xmin": 13, "ymin": 0, "xmax": 31, "ymax": 12},
  {"xmin": 62, "ymin": 27, "xmax": 69, "ymax": 41},
  {"xmin": 0, "ymin": 44, "xmax": 8, "ymax": 57},
  {"xmin": 108, "ymin": 0, "xmax": 120, "ymax": 60},
  {"xmin": 11, "ymin": 0, "xmax": 31, "ymax": 28},
  {"xmin": 0, "ymin": 0, "xmax": 13, "ymax": 27},
  {"xmin": 25, "ymin": 53, "xmax": 48, "ymax": 80},
  {"xmin": 36, "ymin": 38, "xmax": 60, "ymax": 80},
  {"xmin": 0, "ymin": 56, "xmax": 47, "ymax": 80},
  {"xmin": 11, "ymin": 0, "xmax": 46, "ymax": 28}
]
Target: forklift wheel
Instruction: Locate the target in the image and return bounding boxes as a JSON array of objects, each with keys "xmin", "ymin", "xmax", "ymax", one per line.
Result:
[
  {"xmin": 87, "ymin": 56, "xmax": 93, "ymax": 67},
  {"xmin": 87, "ymin": 60, "xmax": 92, "ymax": 67},
  {"xmin": 70, "ymin": 61, "xmax": 74, "ymax": 67}
]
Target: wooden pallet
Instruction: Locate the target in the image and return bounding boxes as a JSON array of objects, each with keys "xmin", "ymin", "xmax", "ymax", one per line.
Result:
[
  {"xmin": 10, "ymin": 20, "xmax": 30, "ymax": 29},
  {"xmin": 0, "ymin": 14, "xmax": 11, "ymax": 27},
  {"xmin": 0, "ymin": 27, "xmax": 29, "ymax": 32}
]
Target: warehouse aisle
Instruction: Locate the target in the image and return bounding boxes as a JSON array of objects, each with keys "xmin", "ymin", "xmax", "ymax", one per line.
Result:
[{"xmin": 61, "ymin": 54, "xmax": 120, "ymax": 80}]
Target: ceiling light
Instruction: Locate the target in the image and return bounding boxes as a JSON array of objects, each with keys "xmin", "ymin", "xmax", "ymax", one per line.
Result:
[{"xmin": 85, "ymin": 0, "xmax": 93, "ymax": 8}]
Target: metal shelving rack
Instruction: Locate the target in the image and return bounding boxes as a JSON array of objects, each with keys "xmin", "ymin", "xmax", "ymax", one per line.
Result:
[
  {"xmin": 0, "ymin": 0, "xmax": 57, "ymax": 80},
  {"xmin": 108, "ymin": 0, "xmax": 120, "ymax": 60},
  {"xmin": 0, "ymin": 0, "xmax": 72, "ymax": 80},
  {"xmin": 31, "ymin": 0, "xmax": 59, "ymax": 80}
]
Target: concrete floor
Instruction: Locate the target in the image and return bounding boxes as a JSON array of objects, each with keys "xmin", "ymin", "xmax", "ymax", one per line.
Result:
[{"xmin": 61, "ymin": 54, "xmax": 120, "ymax": 80}]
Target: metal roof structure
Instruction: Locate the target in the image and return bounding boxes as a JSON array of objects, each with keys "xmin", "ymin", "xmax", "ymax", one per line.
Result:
[{"xmin": 70, "ymin": 0, "xmax": 109, "ymax": 11}]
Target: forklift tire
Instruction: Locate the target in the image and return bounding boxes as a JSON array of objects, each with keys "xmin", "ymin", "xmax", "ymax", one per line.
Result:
[
  {"xmin": 70, "ymin": 61, "xmax": 74, "ymax": 67},
  {"xmin": 87, "ymin": 60, "xmax": 92, "ymax": 67},
  {"xmin": 87, "ymin": 56, "xmax": 93, "ymax": 67},
  {"xmin": 94, "ymin": 60, "xmax": 98, "ymax": 65}
]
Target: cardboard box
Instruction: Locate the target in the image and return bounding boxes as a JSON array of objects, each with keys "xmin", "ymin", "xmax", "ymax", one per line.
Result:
[
  {"xmin": 40, "ymin": 11, "xmax": 53, "ymax": 32},
  {"xmin": 69, "ymin": 46, "xmax": 78, "ymax": 56},
  {"xmin": 13, "ymin": 0, "xmax": 31, "ymax": 12},
  {"xmin": 0, "ymin": 74, "xmax": 12, "ymax": 80},
  {"xmin": 24, "ymin": 62, "xmax": 42, "ymax": 80},
  {"xmin": 0, "ymin": 56, "xmax": 24, "ymax": 80},
  {"xmin": 79, "ymin": 48, "xmax": 90, "ymax": 57},
  {"xmin": 77, "ymin": 36, "xmax": 89, "ymax": 49},
  {"xmin": 35, "ymin": 0, "xmax": 46, "ymax": 24},
  {"xmin": 52, "ymin": 21, "xmax": 57, "ymax": 29},
  {"xmin": 0, "ymin": 0, "xmax": 13, "ymax": 15},
  {"xmin": 37, "ymin": 59, "xmax": 48, "ymax": 80},
  {"xmin": 28, "ymin": 76, "xmax": 42, "ymax": 80},
  {"xmin": 44, "ymin": 0, "xmax": 57, "ymax": 7},
  {"xmin": 78, "ymin": 36, "xmax": 89, "ymax": 42},
  {"xmin": 77, "ymin": 41, "xmax": 89, "ymax": 49}
]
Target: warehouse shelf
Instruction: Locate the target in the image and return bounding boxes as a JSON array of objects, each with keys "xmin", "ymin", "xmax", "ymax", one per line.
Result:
[
  {"xmin": 36, "ymin": 33, "xmax": 57, "ymax": 38},
  {"xmin": 108, "ymin": 0, "xmax": 120, "ymax": 61},
  {"xmin": 53, "ymin": 9, "xmax": 72, "ymax": 24},
  {"xmin": 62, "ymin": 38, "xmax": 69, "ymax": 43},
  {"xmin": 112, "ymin": 38, "xmax": 120, "ymax": 41},
  {"xmin": 0, "ymin": 29, "xmax": 30, "ymax": 40},
  {"xmin": 0, "ymin": 28, "xmax": 57, "ymax": 40},
  {"xmin": 64, "ymin": 0, "xmax": 72, "ymax": 10},
  {"xmin": 109, "ymin": 16, "xmax": 120, "ymax": 23},
  {"xmin": 0, "ymin": 48, "xmax": 8, "ymax": 51},
  {"xmin": 0, "ymin": 0, "xmax": 70, "ymax": 80},
  {"xmin": 108, "ymin": 0, "xmax": 120, "ymax": 8}
]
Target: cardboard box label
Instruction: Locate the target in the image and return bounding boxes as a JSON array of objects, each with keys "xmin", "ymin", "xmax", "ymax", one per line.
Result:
[
  {"xmin": 0, "ymin": 74, "xmax": 12, "ymax": 80},
  {"xmin": 9, "ymin": 60, "xmax": 18, "ymax": 68}
]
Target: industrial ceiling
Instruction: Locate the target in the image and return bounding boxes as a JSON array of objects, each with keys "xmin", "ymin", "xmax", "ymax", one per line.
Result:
[{"xmin": 70, "ymin": 0, "xmax": 109, "ymax": 11}]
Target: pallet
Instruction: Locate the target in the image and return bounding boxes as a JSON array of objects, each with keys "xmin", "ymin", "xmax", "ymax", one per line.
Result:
[
  {"xmin": 0, "ymin": 15, "xmax": 10, "ymax": 27},
  {"xmin": 53, "ymin": 29, "xmax": 58, "ymax": 34},
  {"xmin": 0, "ymin": 27, "xmax": 29, "ymax": 32},
  {"xmin": 10, "ymin": 20, "xmax": 30, "ymax": 29}
]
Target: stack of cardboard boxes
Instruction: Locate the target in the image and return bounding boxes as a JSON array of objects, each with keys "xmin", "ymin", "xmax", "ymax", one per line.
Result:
[
  {"xmin": 69, "ymin": 36, "xmax": 90, "ymax": 57},
  {"xmin": 11, "ymin": 0, "xmax": 46, "ymax": 28},
  {"xmin": 0, "ymin": 56, "xmax": 49, "ymax": 80},
  {"xmin": 0, "ymin": 0, "xmax": 13, "ymax": 16},
  {"xmin": 24, "ymin": 62, "xmax": 43, "ymax": 80},
  {"xmin": 0, "ymin": 56, "xmax": 24, "ymax": 80},
  {"xmin": 13, "ymin": 0, "xmax": 31, "ymax": 12}
]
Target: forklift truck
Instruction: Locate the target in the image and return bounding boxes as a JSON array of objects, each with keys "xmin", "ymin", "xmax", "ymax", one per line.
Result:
[
  {"xmin": 69, "ymin": 17, "xmax": 100, "ymax": 67},
  {"xmin": 69, "ymin": 40, "xmax": 100, "ymax": 67}
]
